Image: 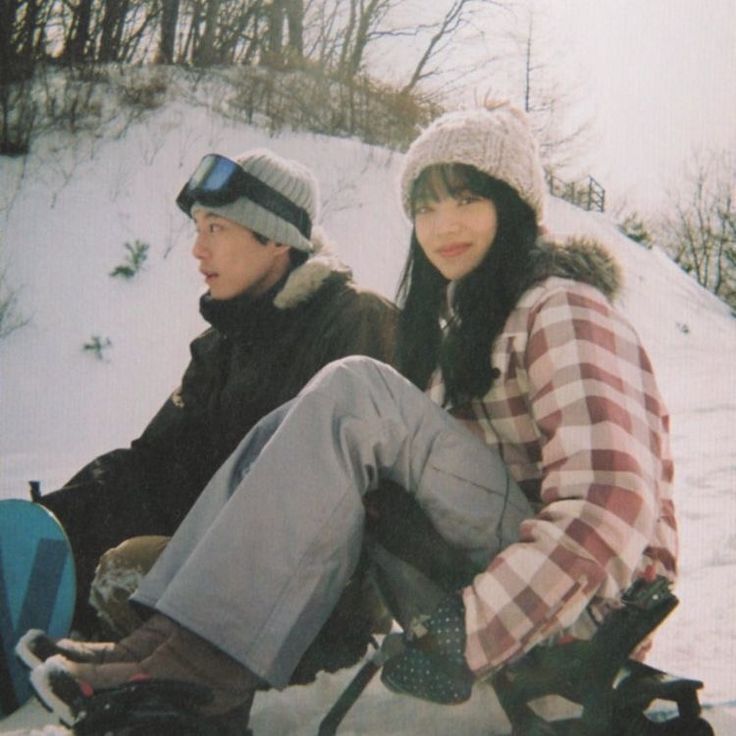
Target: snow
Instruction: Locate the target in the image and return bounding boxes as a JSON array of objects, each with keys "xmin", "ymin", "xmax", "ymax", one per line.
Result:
[{"xmin": 1, "ymin": 81, "xmax": 735, "ymax": 733}]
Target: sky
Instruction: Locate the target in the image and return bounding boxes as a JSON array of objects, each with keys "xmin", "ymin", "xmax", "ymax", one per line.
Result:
[{"xmin": 531, "ymin": 0, "xmax": 736, "ymax": 213}]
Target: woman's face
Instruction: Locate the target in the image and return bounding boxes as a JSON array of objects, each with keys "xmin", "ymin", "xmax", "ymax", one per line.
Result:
[{"xmin": 413, "ymin": 183, "xmax": 498, "ymax": 281}]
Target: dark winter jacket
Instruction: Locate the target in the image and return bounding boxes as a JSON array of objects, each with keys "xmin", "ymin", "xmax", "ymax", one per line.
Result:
[{"xmin": 42, "ymin": 248, "xmax": 397, "ymax": 630}]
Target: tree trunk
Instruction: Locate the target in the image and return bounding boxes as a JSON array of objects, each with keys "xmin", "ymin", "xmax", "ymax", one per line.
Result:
[
  {"xmin": 285, "ymin": 0, "xmax": 303, "ymax": 58},
  {"xmin": 99, "ymin": 0, "xmax": 130, "ymax": 62},
  {"xmin": 338, "ymin": 0, "xmax": 357, "ymax": 75},
  {"xmin": 20, "ymin": 0, "xmax": 41, "ymax": 63},
  {"xmin": 64, "ymin": 0, "xmax": 94, "ymax": 63},
  {"xmin": 268, "ymin": 0, "xmax": 285, "ymax": 60},
  {"xmin": 157, "ymin": 0, "xmax": 180, "ymax": 63},
  {"xmin": 345, "ymin": 0, "xmax": 383, "ymax": 79},
  {"xmin": 194, "ymin": 0, "xmax": 221, "ymax": 66},
  {"xmin": 0, "ymin": 0, "xmax": 20, "ymax": 81}
]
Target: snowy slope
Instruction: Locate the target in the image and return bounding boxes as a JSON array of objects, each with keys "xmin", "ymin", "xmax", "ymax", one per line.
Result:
[{"xmin": 1, "ymin": 89, "xmax": 735, "ymax": 733}]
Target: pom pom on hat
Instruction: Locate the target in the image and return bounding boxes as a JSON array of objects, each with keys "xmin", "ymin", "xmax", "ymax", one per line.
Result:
[{"xmin": 400, "ymin": 101, "xmax": 546, "ymax": 223}]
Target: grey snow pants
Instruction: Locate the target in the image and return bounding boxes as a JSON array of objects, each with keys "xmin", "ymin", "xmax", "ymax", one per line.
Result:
[{"xmin": 133, "ymin": 357, "xmax": 532, "ymax": 688}]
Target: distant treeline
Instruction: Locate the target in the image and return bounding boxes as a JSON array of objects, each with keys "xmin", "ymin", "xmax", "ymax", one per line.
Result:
[
  {"xmin": 2, "ymin": 1, "xmax": 314, "ymax": 73},
  {"xmin": 1, "ymin": 0, "xmax": 476, "ymax": 88},
  {"xmin": 2, "ymin": 1, "xmax": 497, "ymax": 154}
]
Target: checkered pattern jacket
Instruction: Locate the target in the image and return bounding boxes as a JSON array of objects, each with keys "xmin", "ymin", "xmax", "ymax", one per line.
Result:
[{"xmin": 428, "ymin": 242, "xmax": 677, "ymax": 678}]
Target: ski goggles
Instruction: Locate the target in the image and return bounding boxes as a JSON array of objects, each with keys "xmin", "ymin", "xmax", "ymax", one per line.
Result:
[{"xmin": 176, "ymin": 154, "xmax": 312, "ymax": 238}]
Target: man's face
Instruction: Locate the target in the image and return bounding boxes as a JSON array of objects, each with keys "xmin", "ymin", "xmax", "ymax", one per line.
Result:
[{"xmin": 191, "ymin": 210, "xmax": 290, "ymax": 300}]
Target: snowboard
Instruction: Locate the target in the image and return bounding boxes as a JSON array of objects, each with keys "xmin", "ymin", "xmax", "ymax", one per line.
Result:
[{"xmin": 0, "ymin": 500, "xmax": 75, "ymax": 717}]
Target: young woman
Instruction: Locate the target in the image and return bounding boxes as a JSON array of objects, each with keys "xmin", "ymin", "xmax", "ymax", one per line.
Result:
[{"xmin": 23, "ymin": 103, "xmax": 676, "ymax": 730}]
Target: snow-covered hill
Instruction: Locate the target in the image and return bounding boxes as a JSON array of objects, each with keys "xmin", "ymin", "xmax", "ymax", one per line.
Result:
[{"xmin": 1, "ymin": 84, "xmax": 735, "ymax": 733}]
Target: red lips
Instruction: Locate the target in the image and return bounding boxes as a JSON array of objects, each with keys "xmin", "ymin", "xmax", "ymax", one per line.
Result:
[{"xmin": 437, "ymin": 243, "xmax": 471, "ymax": 258}]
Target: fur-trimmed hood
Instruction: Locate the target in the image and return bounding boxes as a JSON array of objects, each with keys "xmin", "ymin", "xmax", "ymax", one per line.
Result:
[
  {"xmin": 526, "ymin": 236, "xmax": 622, "ymax": 301},
  {"xmin": 274, "ymin": 228, "xmax": 352, "ymax": 310}
]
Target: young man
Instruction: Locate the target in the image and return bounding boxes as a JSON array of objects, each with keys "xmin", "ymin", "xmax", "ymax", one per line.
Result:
[{"xmin": 40, "ymin": 149, "xmax": 397, "ymax": 635}]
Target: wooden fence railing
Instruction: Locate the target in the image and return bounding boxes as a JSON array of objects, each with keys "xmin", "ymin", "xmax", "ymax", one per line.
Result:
[{"xmin": 546, "ymin": 173, "xmax": 606, "ymax": 213}]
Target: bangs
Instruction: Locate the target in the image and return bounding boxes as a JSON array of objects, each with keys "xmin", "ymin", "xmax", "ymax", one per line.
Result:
[{"xmin": 411, "ymin": 163, "xmax": 490, "ymax": 211}]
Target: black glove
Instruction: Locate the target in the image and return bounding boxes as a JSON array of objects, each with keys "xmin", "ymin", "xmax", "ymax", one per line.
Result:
[{"xmin": 381, "ymin": 593, "xmax": 474, "ymax": 704}]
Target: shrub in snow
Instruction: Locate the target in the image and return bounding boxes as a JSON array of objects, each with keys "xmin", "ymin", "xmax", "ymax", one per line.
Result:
[
  {"xmin": 110, "ymin": 240, "xmax": 149, "ymax": 280},
  {"xmin": 0, "ymin": 263, "xmax": 28, "ymax": 341},
  {"xmin": 82, "ymin": 335, "xmax": 112, "ymax": 361},
  {"xmin": 116, "ymin": 71, "xmax": 168, "ymax": 114}
]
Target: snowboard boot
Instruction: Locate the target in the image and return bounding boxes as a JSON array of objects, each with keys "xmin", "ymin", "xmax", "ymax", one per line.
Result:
[
  {"xmin": 381, "ymin": 593, "xmax": 474, "ymax": 705},
  {"xmin": 31, "ymin": 618, "xmax": 261, "ymax": 727},
  {"xmin": 17, "ymin": 613, "xmax": 177, "ymax": 671}
]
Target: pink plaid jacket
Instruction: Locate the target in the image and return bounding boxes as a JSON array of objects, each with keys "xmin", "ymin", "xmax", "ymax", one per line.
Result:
[{"xmin": 428, "ymin": 275, "xmax": 677, "ymax": 677}]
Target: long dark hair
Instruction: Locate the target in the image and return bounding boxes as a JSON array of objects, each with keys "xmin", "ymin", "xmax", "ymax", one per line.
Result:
[{"xmin": 396, "ymin": 163, "xmax": 538, "ymax": 405}]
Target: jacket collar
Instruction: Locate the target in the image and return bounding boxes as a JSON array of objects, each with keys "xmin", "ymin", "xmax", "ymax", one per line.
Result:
[
  {"xmin": 525, "ymin": 235, "xmax": 622, "ymax": 300},
  {"xmin": 274, "ymin": 230, "xmax": 351, "ymax": 310}
]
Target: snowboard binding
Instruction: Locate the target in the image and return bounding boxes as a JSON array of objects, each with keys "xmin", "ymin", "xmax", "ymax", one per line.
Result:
[
  {"xmin": 491, "ymin": 576, "xmax": 714, "ymax": 735},
  {"xmin": 69, "ymin": 679, "xmax": 251, "ymax": 736}
]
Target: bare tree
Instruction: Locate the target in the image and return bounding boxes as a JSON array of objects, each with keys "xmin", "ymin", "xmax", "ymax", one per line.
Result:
[
  {"xmin": 514, "ymin": 3, "xmax": 591, "ymax": 175},
  {"xmin": 335, "ymin": 0, "xmax": 392, "ymax": 78},
  {"xmin": 192, "ymin": 0, "xmax": 222, "ymax": 65},
  {"xmin": 0, "ymin": 259, "xmax": 29, "ymax": 342},
  {"xmin": 659, "ymin": 152, "xmax": 736, "ymax": 308},
  {"xmin": 62, "ymin": 0, "xmax": 95, "ymax": 63},
  {"xmin": 284, "ymin": 0, "xmax": 304, "ymax": 58},
  {"xmin": 301, "ymin": 0, "xmax": 501, "ymax": 90},
  {"xmin": 175, "ymin": 0, "xmax": 270, "ymax": 66},
  {"xmin": 18, "ymin": 0, "xmax": 47, "ymax": 61},
  {"xmin": 401, "ymin": 0, "xmax": 498, "ymax": 95},
  {"xmin": 302, "ymin": 0, "xmax": 342, "ymax": 67},
  {"xmin": 118, "ymin": 3, "xmax": 161, "ymax": 63},
  {"xmin": 218, "ymin": 1, "xmax": 264, "ymax": 64},
  {"xmin": 99, "ymin": 0, "xmax": 131, "ymax": 61},
  {"xmin": 0, "ymin": 0, "xmax": 55, "ymax": 153},
  {"xmin": 157, "ymin": 0, "xmax": 181, "ymax": 63},
  {"xmin": 265, "ymin": 0, "xmax": 303, "ymax": 65}
]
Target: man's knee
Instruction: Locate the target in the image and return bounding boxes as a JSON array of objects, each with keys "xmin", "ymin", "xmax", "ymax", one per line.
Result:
[{"xmin": 90, "ymin": 535, "xmax": 169, "ymax": 637}]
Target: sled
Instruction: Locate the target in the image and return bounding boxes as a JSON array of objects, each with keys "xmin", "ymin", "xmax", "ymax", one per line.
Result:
[
  {"xmin": 488, "ymin": 576, "xmax": 713, "ymax": 735},
  {"xmin": 0, "ymin": 495, "xmax": 76, "ymax": 717}
]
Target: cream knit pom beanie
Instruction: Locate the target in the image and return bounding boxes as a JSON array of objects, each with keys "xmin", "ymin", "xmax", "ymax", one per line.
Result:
[{"xmin": 400, "ymin": 102, "xmax": 546, "ymax": 223}]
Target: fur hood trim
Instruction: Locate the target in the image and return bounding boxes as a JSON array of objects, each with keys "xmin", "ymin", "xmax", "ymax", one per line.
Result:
[
  {"xmin": 529, "ymin": 236, "xmax": 622, "ymax": 301},
  {"xmin": 274, "ymin": 228, "xmax": 352, "ymax": 310}
]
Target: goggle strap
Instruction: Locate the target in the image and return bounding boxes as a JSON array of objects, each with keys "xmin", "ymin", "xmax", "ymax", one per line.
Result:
[{"xmin": 231, "ymin": 167, "xmax": 312, "ymax": 240}]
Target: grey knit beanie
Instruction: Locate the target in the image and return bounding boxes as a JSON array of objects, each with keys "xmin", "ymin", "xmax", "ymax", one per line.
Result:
[
  {"xmin": 192, "ymin": 149, "xmax": 318, "ymax": 253},
  {"xmin": 400, "ymin": 102, "xmax": 546, "ymax": 223}
]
